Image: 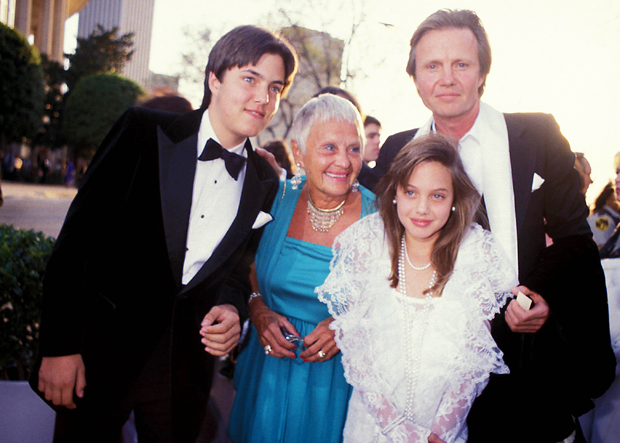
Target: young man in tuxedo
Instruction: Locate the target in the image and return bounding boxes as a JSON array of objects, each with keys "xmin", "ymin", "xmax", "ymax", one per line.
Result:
[
  {"xmin": 359, "ymin": 9, "xmax": 615, "ymax": 443},
  {"xmin": 32, "ymin": 25, "xmax": 297, "ymax": 442}
]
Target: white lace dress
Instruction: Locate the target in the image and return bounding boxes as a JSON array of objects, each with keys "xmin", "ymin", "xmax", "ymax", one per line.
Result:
[{"xmin": 317, "ymin": 213, "xmax": 518, "ymax": 443}]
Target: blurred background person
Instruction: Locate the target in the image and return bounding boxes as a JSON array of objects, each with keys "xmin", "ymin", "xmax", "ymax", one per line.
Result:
[
  {"xmin": 363, "ymin": 115, "xmax": 382, "ymax": 166},
  {"xmin": 138, "ymin": 88, "xmax": 193, "ymax": 113},
  {"xmin": 588, "ymin": 182, "xmax": 620, "ymax": 248},
  {"xmin": 260, "ymin": 139, "xmax": 294, "ymax": 178},
  {"xmin": 228, "ymin": 94, "xmax": 375, "ymax": 443},
  {"xmin": 574, "ymin": 152, "xmax": 593, "ymax": 195}
]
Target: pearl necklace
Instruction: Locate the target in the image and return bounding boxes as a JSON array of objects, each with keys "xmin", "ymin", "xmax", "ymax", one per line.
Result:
[
  {"xmin": 404, "ymin": 240, "xmax": 431, "ymax": 271},
  {"xmin": 306, "ymin": 188, "xmax": 347, "ymax": 232},
  {"xmin": 383, "ymin": 235, "xmax": 435, "ymax": 435}
]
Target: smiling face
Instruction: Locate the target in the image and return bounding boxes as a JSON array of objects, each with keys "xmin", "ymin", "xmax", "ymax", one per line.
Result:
[
  {"xmin": 293, "ymin": 119, "xmax": 363, "ymax": 206},
  {"xmin": 413, "ymin": 27, "xmax": 485, "ymax": 126},
  {"xmin": 396, "ymin": 161, "xmax": 454, "ymax": 245},
  {"xmin": 207, "ymin": 53, "xmax": 285, "ymax": 149}
]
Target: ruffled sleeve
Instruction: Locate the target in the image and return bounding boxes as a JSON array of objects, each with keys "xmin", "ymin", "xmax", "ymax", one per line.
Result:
[
  {"xmin": 317, "ymin": 213, "xmax": 393, "ymax": 394},
  {"xmin": 453, "ymin": 224, "xmax": 518, "ymax": 320}
]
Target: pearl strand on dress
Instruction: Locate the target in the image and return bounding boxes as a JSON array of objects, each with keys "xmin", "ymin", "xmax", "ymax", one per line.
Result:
[{"xmin": 382, "ymin": 235, "xmax": 435, "ymax": 435}]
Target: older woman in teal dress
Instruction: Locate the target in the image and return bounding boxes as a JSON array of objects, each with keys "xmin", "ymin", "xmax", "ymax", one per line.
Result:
[{"xmin": 228, "ymin": 94, "xmax": 375, "ymax": 443}]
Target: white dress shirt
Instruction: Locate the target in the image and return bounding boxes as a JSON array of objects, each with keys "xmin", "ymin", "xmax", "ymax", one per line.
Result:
[
  {"xmin": 182, "ymin": 109, "xmax": 248, "ymax": 285},
  {"xmin": 414, "ymin": 102, "xmax": 519, "ymax": 274}
]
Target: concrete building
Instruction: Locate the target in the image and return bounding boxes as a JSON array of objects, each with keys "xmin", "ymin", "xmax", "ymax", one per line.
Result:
[
  {"xmin": 77, "ymin": 0, "xmax": 155, "ymax": 89},
  {"xmin": 6, "ymin": 0, "xmax": 90, "ymax": 61}
]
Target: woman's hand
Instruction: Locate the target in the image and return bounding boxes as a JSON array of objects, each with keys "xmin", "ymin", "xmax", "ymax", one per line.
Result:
[
  {"xmin": 300, "ymin": 317, "xmax": 339, "ymax": 362},
  {"xmin": 250, "ymin": 298, "xmax": 298, "ymax": 359}
]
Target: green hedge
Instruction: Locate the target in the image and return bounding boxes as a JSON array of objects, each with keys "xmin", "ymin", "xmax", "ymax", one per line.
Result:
[{"xmin": 0, "ymin": 225, "xmax": 55, "ymax": 380}]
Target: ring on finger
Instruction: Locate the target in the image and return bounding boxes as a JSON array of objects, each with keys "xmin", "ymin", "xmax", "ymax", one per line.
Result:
[
  {"xmin": 264, "ymin": 345, "xmax": 273, "ymax": 355},
  {"xmin": 318, "ymin": 350, "xmax": 326, "ymax": 359}
]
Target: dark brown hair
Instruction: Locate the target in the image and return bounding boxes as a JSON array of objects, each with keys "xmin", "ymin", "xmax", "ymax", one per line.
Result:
[
  {"xmin": 201, "ymin": 25, "xmax": 298, "ymax": 108},
  {"xmin": 375, "ymin": 134, "xmax": 481, "ymax": 292}
]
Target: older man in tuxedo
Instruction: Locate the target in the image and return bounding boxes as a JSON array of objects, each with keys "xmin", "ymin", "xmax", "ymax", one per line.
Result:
[
  {"xmin": 31, "ymin": 26, "xmax": 297, "ymax": 442},
  {"xmin": 359, "ymin": 9, "xmax": 615, "ymax": 443}
]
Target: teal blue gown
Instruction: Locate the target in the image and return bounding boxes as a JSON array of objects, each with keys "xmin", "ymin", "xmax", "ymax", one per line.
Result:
[{"xmin": 228, "ymin": 178, "xmax": 375, "ymax": 443}]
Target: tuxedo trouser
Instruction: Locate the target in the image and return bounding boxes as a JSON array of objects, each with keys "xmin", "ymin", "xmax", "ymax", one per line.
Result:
[{"xmin": 53, "ymin": 332, "xmax": 173, "ymax": 443}]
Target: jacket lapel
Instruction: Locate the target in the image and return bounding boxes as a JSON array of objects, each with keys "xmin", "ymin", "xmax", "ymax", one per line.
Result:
[
  {"xmin": 505, "ymin": 114, "xmax": 534, "ymax": 234},
  {"xmin": 158, "ymin": 126, "xmax": 197, "ymax": 287}
]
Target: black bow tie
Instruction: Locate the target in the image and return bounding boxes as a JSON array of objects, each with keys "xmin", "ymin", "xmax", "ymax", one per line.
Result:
[{"xmin": 198, "ymin": 138, "xmax": 247, "ymax": 180}]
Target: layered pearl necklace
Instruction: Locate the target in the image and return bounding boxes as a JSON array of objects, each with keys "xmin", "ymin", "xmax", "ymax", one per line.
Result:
[
  {"xmin": 307, "ymin": 188, "xmax": 347, "ymax": 232},
  {"xmin": 383, "ymin": 235, "xmax": 435, "ymax": 434}
]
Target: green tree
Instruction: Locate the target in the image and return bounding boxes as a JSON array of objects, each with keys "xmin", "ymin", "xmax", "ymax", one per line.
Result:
[
  {"xmin": 64, "ymin": 25, "xmax": 135, "ymax": 92},
  {"xmin": 0, "ymin": 23, "xmax": 45, "ymax": 151},
  {"xmin": 32, "ymin": 54, "xmax": 66, "ymax": 149},
  {"xmin": 63, "ymin": 73, "xmax": 144, "ymax": 159}
]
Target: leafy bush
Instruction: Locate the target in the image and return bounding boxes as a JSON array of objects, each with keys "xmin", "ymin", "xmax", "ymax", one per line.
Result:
[
  {"xmin": 0, "ymin": 23, "xmax": 45, "ymax": 145},
  {"xmin": 0, "ymin": 225, "xmax": 55, "ymax": 380},
  {"xmin": 63, "ymin": 72, "xmax": 144, "ymax": 159}
]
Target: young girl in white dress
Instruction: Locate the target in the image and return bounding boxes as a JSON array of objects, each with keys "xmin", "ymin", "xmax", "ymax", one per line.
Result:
[{"xmin": 317, "ymin": 134, "xmax": 518, "ymax": 443}]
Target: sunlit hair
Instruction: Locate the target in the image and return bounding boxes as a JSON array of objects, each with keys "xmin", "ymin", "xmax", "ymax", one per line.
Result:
[
  {"xmin": 289, "ymin": 94, "xmax": 365, "ymax": 156},
  {"xmin": 313, "ymin": 86, "xmax": 363, "ymax": 116},
  {"xmin": 406, "ymin": 9, "xmax": 492, "ymax": 96},
  {"xmin": 375, "ymin": 134, "xmax": 482, "ymax": 292},
  {"xmin": 201, "ymin": 25, "xmax": 298, "ymax": 108}
]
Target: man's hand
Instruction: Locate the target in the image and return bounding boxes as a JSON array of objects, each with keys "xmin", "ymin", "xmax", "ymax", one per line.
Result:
[
  {"xmin": 200, "ymin": 304, "xmax": 241, "ymax": 356},
  {"xmin": 255, "ymin": 147, "xmax": 283, "ymax": 178},
  {"xmin": 505, "ymin": 286, "xmax": 551, "ymax": 333},
  {"xmin": 38, "ymin": 354, "xmax": 86, "ymax": 409}
]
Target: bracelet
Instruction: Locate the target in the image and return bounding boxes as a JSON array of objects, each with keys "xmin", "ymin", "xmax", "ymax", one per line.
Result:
[{"xmin": 248, "ymin": 292, "xmax": 262, "ymax": 304}]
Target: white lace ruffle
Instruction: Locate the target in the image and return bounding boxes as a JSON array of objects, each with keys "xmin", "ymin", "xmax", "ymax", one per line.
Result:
[{"xmin": 317, "ymin": 213, "xmax": 518, "ymax": 442}]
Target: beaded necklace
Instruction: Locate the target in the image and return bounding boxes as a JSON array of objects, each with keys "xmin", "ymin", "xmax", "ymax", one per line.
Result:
[{"xmin": 383, "ymin": 235, "xmax": 435, "ymax": 434}]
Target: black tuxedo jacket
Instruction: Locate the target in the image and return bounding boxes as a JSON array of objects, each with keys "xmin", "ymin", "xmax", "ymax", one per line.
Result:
[
  {"xmin": 360, "ymin": 113, "xmax": 616, "ymax": 442},
  {"xmin": 32, "ymin": 107, "xmax": 279, "ymax": 440}
]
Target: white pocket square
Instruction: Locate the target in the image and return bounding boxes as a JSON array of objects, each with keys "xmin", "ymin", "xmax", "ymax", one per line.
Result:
[
  {"xmin": 531, "ymin": 173, "xmax": 545, "ymax": 192},
  {"xmin": 252, "ymin": 211, "xmax": 273, "ymax": 229}
]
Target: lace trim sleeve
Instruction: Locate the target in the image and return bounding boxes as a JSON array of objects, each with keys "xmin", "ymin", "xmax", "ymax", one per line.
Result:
[
  {"xmin": 317, "ymin": 213, "xmax": 386, "ymax": 317},
  {"xmin": 455, "ymin": 225, "xmax": 518, "ymax": 320}
]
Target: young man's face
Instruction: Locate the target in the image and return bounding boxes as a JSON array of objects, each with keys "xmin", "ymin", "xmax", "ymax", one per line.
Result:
[
  {"xmin": 413, "ymin": 27, "xmax": 485, "ymax": 123},
  {"xmin": 208, "ymin": 53, "xmax": 286, "ymax": 149},
  {"xmin": 363, "ymin": 123, "xmax": 381, "ymax": 163}
]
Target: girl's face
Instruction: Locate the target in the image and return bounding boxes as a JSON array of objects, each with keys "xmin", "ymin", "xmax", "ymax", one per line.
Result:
[{"xmin": 395, "ymin": 161, "xmax": 455, "ymax": 244}]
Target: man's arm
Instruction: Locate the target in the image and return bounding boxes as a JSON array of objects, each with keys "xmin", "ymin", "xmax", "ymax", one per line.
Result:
[{"xmin": 514, "ymin": 114, "xmax": 615, "ymax": 400}]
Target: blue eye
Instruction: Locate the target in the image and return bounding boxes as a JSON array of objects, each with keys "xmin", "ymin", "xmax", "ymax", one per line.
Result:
[{"xmin": 350, "ymin": 146, "xmax": 361, "ymax": 154}]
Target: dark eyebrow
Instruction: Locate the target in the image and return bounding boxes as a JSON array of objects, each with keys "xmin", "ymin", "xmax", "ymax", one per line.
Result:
[{"xmin": 242, "ymin": 68, "xmax": 284, "ymax": 86}]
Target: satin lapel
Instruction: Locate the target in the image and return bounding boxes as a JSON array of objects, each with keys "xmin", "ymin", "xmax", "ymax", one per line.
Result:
[
  {"xmin": 181, "ymin": 140, "xmax": 275, "ymax": 295},
  {"xmin": 158, "ymin": 126, "xmax": 197, "ymax": 286},
  {"xmin": 506, "ymin": 115, "xmax": 534, "ymax": 234}
]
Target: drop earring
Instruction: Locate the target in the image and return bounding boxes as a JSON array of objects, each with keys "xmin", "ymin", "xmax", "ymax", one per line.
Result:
[{"xmin": 291, "ymin": 163, "xmax": 305, "ymax": 190}]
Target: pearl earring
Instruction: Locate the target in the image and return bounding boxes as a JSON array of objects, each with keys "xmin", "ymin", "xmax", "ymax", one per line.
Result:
[
  {"xmin": 393, "ymin": 199, "xmax": 397, "ymax": 204},
  {"xmin": 451, "ymin": 206, "xmax": 456, "ymax": 212}
]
